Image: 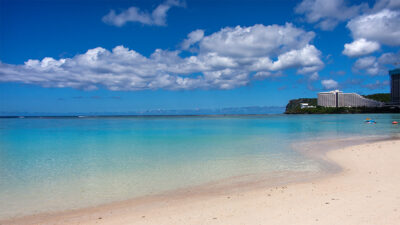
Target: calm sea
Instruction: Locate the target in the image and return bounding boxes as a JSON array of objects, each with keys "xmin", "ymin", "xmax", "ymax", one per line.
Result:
[{"xmin": 0, "ymin": 114, "xmax": 399, "ymax": 219}]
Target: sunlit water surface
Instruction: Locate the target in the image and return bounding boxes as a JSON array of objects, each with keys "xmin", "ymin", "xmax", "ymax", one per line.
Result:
[{"xmin": 0, "ymin": 114, "xmax": 399, "ymax": 219}]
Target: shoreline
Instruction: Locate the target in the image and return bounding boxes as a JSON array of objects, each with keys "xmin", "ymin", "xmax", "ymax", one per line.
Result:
[{"xmin": 2, "ymin": 136, "xmax": 400, "ymax": 224}]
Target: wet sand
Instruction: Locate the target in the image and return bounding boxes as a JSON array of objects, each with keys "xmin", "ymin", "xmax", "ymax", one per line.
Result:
[{"xmin": 2, "ymin": 139, "xmax": 400, "ymax": 225}]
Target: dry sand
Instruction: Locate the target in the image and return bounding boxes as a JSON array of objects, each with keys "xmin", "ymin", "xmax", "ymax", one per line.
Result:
[{"xmin": 2, "ymin": 139, "xmax": 400, "ymax": 225}]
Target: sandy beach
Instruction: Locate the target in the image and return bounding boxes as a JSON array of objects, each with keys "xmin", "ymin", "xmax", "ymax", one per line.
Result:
[{"xmin": 2, "ymin": 139, "xmax": 400, "ymax": 225}]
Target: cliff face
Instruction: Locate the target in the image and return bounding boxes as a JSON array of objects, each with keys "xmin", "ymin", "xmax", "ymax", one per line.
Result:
[{"xmin": 285, "ymin": 98, "xmax": 317, "ymax": 114}]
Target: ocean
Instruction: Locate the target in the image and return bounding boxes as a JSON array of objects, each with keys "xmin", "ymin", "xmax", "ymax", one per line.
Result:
[{"xmin": 0, "ymin": 114, "xmax": 399, "ymax": 219}]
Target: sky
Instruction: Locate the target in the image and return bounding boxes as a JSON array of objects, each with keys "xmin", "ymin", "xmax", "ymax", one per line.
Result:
[{"xmin": 0, "ymin": 0, "xmax": 399, "ymax": 115}]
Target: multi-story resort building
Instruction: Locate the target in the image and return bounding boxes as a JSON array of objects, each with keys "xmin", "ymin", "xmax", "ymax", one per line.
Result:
[
  {"xmin": 318, "ymin": 91, "xmax": 339, "ymax": 107},
  {"xmin": 390, "ymin": 68, "xmax": 400, "ymax": 105},
  {"xmin": 318, "ymin": 90, "xmax": 384, "ymax": 108}
]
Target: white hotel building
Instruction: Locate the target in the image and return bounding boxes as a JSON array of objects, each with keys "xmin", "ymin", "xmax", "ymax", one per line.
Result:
[{"xmin": 318, "ymin": 90, "xmax": 384, "ymax": 108}]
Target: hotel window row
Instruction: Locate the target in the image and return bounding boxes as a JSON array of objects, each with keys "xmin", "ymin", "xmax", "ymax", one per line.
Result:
[{"xmin": 318, "ymin": 90, "xmax": 384, "ymax": 108}]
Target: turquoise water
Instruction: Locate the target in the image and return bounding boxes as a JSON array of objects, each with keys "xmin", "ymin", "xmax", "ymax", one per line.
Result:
[{"xmin": 0, "ymin": 114, "xmax": 399, "ymax": 219}]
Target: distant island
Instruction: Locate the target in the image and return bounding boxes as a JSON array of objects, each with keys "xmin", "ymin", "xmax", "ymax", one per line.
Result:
[{"xmin": 285, "ymin": 93, "xmax": 400, "ymax": 114}]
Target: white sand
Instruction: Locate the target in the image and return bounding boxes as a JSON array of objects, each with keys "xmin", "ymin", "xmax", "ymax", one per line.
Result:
[{"xmin": 2, "ymin": 139, "xmax": 400, "ymax": 225}]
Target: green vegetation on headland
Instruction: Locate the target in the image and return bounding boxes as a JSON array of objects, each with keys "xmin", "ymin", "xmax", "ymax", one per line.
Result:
[
  {"xmin": 362, "ymin": 93, "xmax": 391, "ymax": 103},
  {"xmin": 285, "ymin": 93, "xmax": 399, "ymax": 114},
  {"xmin": 285, "ymin": 106, "xmax": 400, "ymax": 114},
  {"xmin": 285, "ymin": 98, "xmax": 317, "ymax": 113}
]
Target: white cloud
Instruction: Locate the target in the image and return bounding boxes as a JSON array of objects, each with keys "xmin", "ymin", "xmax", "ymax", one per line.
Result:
[
  {"xmin": 181, "ymin": 29, "xmax": 204, "ymax": 50},
  {"xmin": 295, "ymin": 0, "xmax": 367, "ymax": 30},
  {"xmin": 253, "ymin": 71, "xmax": 283, "ymax": 80},
  {"xmin": 271, "ymin": 45, "xmax": 323, "ymax": 72},
  {"xmin": 338, "ymin": 0, "xmax": 400, "ymax": 77},
  {"xmin": 309, "ymin": 72, "xmax": 320, "ymax": 81},
  {"xmin": 373, "ymin": 0, "xmax": 400, "ymax": 11},
  {"xmin": 0, "ymin": 23, "xmax": 324, "ymax": 91},
  {"xmin": 321, "ymin": 79, "xmax": 339, "ymax": 89},
  {"xmin": 295, "ymin": 0, "xmax": 400, "ymax": 80},
  {"xmin": 378, "ymin": 51, "xmax": 400, "ymax": 65},
  {"xmin": 347, "ymin": 8, "xmax": 400, "ymax": 46},
  {"xmin": 102, "ymin": 0, "xmax": 184, "ymax": 27},
  {"xmin": 296, "ymin": 0, "xmax": 400, "ymax": 55},
  {"xmin": 199, "ymin": 23, "xmax": 316, "ymax": 58},
  {"xmin": 352, "ymin": 51, "xmax": 400, "ymax": 75},
  {"xmin": 363, "ymin": 80, "xmax": 390, "ymax": 90},
  {"xmin": 342, "ymin": 38, "xmax": 380, "ymax": 57},
  {"xmin": 353, "ymin": 56, "xmax": 380, "ymax": 75}
]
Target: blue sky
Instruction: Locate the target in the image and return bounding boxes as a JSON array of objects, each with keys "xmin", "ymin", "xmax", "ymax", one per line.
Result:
[{"xmin": 0, "ymin": 0, "xmax": 399, "ymax": 115}]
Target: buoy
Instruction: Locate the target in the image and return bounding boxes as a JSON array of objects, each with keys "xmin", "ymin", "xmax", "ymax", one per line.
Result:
[{"xmin": 393, "ymin": 121, "xmax": 398, "ymax": 124}]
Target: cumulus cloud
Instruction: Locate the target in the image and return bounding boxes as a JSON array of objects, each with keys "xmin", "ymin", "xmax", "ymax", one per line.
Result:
[
  {"xmin": 339, "ymin": 0, "xmax": 400, "ymax": 78},
  {"xmin": 347, "ymin": 8, "xmax": 400, "ymax": 46},
  {"xmin": 295, "ymin": 0, "xmax": 367, "ymax": 30},
  {"xmin": 271, "ymin": 45, "xmax": 323, "ymax": 72},
  {"xmin": 342, "ymin": 38, "xmax": 380, "ymax": 57},
  {"xmin": 181, "ymin": 29, "xmax": 204, "ymax": 50},
  {"xmin": 353, "ymin": 56, "xmax": 380, "ymax": 75},
  {"xmin": 102, "ymin": 0, "xmax": 184, "ymax": 27},
  {"xmin": 352, "ymin": 51, "xmax": 400, "ymax": 75},
  {"xmin": 378, "ymin": 50, "xmax": 400, "ymax": 65},
  {"xmin": 363, "ymin": 80, "xmax": 390, "ymax": 90},
  {"xmin": 253, "ymin": 71, "xmax": 283, "ymax": 80},
  {"xmin": 296, "ymin": 0, "xmax": 400, "ymax": 64},
  {"xmin": 0, "ymin": 23, "xmax": 324, "ymax": 91},
  {"xmin": 200, "ymin": 24, "xmax": 316, "ymax": 58},
  {"xmin": 321, "ymin": 79, "xmax": 339, "ymax": 89},
  {"xmin": 373, "ymin": 0, "xmax": 400, "ymax": 11}
]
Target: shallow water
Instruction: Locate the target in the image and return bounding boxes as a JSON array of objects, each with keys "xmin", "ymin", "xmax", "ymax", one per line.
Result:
[{"xmin": 0, "ymin": 114, "xmax": 399, "ymax": 219}]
